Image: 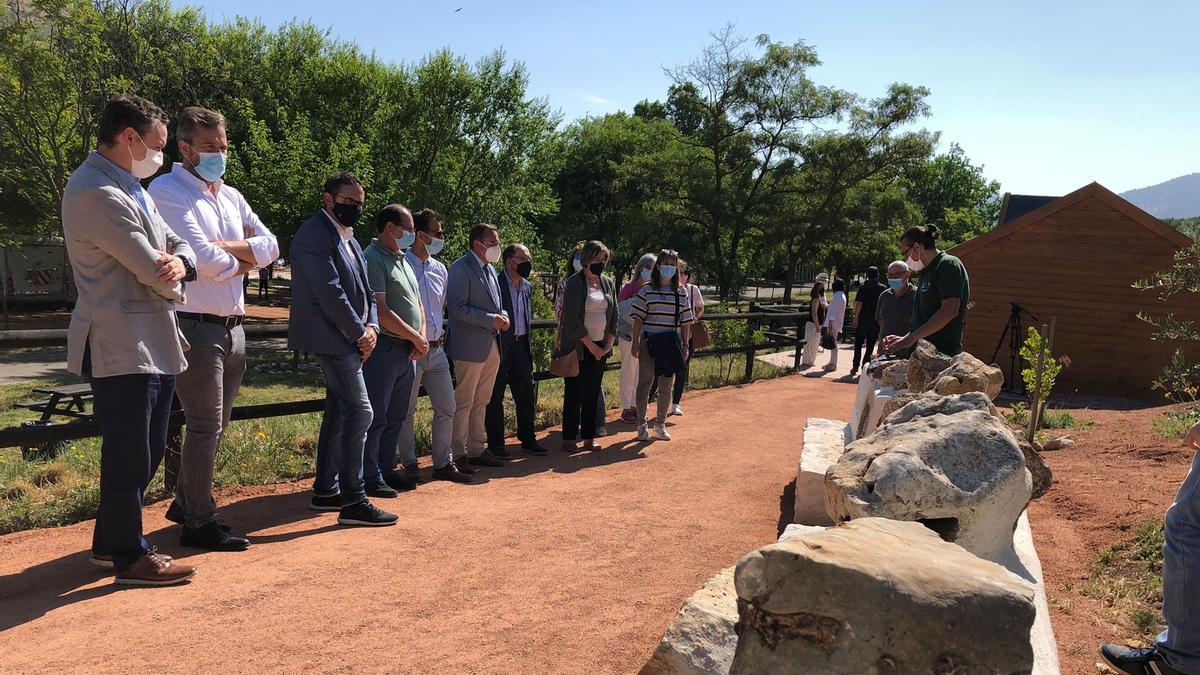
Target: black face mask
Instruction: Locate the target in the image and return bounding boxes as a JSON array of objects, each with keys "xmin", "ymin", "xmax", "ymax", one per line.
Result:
[
  {"xmin": 332, "ymin": 202, "xmax": 363, "ymax": 228},
  {"xmin": 588, "ymin": 262, "xmax": 604, "ymax": 276},
  {"xmin": 516, "ymin": 261, "xmax": 532, "ymax": 278}
]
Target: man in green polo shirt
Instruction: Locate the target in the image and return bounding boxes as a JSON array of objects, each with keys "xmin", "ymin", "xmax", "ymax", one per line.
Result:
[
  {"xmin": 882, "ymin": 223, "xmax": 970, "ymax": 357},
  {"xmin": 361, "ymin": 203, "xmax": 430, "ymax": 496}
]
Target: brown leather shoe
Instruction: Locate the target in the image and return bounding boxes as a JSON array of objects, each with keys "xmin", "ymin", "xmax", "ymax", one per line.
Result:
[
  {"xmin": 431, "ymin": 463, "xmax": 473, "ymax": 484},
  {"xmin": 114, "ymin": 549, "xmax": 196, "ymax": 586},
  {"xmin": 453, "ymin": 458, "xmax": 477, "ymax": 475},
  {"xmin": 90, "ymin": 551, "xmax": 173, "ymax": 569}
]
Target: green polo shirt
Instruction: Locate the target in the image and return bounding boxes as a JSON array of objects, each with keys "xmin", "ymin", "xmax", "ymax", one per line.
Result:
[
  {"xmin": 910, "ymin": 251, "xmax": 970, "ymax": 356},
  {"xmin": 365, "ymin": 240, "xmax": 423, "ymax": 339}
]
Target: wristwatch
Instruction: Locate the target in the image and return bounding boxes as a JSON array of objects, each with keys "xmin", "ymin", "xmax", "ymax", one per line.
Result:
[{"xmin": 176, "ymin": 255, "xmax": 197, "ymax": 282}]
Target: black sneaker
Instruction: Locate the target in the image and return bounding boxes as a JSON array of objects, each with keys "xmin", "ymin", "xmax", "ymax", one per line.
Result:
[
  {"xmin": 521, "ymin": 442, "xmax": 548, "ymax": 456},
  {"xmin": 365, "ymin": 482, "xmax": 399, "ymax": 498},
  {"xmin": 1099, "ymin": 644, "xmax": 1185, "ymax": 675},
  {"xmin": 468, "ymin": 453, "xmax": 503, "ymax": 468},
  {"xmin": 401, "ymin": 464, "xmax": 424, "ymax": 483},
  {"xmin": 337, "ymin": 500, "xmax": 398, "ymax": 527},
  {"xmin": 180, "ymin": 521, "xmax": 250, "ymax": 552},
  {"xmin": 165, "ymin": 500, "xmax": 232, "ymax": 532},
  {"xmin": 310, "ymin": 492, "xmax": 342, "ymax": 512},
  {"xmin": 489, "ymin": 446, "xmax": 512, "ymax": 459},
  {"xmin": 383, "ymin": 472, "xmax": 418, "ymax": 492}
]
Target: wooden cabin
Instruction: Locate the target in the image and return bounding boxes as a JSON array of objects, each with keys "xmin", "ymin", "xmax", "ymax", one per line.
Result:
[{"xmin": 950, "ymin": 182, "xmax": 1199, "ymax": 399}]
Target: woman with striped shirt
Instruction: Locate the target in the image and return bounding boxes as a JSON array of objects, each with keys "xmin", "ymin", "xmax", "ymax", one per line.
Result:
[{"xmin": 630, "ymin": 250, "xmax": 694, "ymax": 441}]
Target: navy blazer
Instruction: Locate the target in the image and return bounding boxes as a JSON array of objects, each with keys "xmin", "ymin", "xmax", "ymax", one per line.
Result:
[
  {"xmin": 288, "ymin": 209, "xmax": 378, "ymax": 356},
  {"xmin": 497, "ymin": 272, "xmax": 532, "ymax": 355}
]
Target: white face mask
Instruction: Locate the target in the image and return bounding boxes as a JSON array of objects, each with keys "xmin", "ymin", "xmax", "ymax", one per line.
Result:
[
  {"xmin": 485, "ymin": 244, "xmax": 502, "ymax": 264},
  {"xmin": 906, "ymin": 253, "xmax": 925, "ymax": 272},
  {"xmin": 129, "ymin": 133, "xmax": 164, "ymax": 179},
  {"xmin": 572, "ymin": 256, "xmax": 583, "ymax": 272},
  {"xmin": 640, "ymin": 268, "xmax": 652, "ymax": 282}
]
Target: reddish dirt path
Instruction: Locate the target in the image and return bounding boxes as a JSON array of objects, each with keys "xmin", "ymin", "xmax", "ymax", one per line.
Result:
[
  {"xmin": 0, "ymin": 373, "xmax": 857, "ymax": 674},
  {"xmin": 1025, "ymin": 403, "xmax": 1193, "ymax": 674}
]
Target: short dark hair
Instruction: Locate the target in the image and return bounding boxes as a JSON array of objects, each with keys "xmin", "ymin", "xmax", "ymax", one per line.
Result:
[
  {"xmin": 501, "ymin": 243, "xmax": 526, "ymax": 262},
  {"xmin": 469, "ymin": 223, "xmax": 498, "ymax": 243},
  {"xmin": 375, "ymin": 203, "xmax": 410, "ymax": 233},
  {"xmin": 901, "ymin": 224, "xmax": 940, "ymax": 250},
  {"xmin": 413, "ymin": 208, "xmax": 444, "ymax": 234},
  {"xmin": 97, "ymin": 95, "xmax": 169, "ymax": 146},
  {"xmin": 323, "ymin": 172, "xmax": 362, "ymax": 197},
  {"xmin": 833, "ymin": 278, "xmax": 846, "ymax": 292},
  {"xmin": 866, "ymin": 266, "xmax": 879, "ymax": 280},
  {"xmin": 176, "ymin": 106, "xmax": 226, "ymax": 143}
]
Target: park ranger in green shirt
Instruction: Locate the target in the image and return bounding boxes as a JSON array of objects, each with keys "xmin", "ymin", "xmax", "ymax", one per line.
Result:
[{"xmin": 883, "ymin": 223, "xmax": 970, "ymax": 357}]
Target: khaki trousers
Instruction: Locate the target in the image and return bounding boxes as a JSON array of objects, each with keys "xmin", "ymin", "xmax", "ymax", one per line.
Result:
[{"xmin": 452, "ymin": 341, "xmax": 501, "ymax": 459}]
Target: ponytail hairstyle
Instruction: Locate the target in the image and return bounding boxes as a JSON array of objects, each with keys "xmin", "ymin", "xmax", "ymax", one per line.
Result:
[
  {"xmin": 651, "ymin": 248, "xmax": 681, "ymax": 292},
  {"xmin": 901, "ymin": 224, "xmax": 940, "ymax": 252}
]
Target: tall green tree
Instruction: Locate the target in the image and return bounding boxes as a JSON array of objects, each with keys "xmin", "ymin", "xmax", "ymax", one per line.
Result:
[{"xmin": 903, "ymin": 143, "xmax": 1001, "ymax": 246}]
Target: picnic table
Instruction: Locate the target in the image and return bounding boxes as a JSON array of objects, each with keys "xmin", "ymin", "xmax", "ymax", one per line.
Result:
[{"xmin": 15, "ymin": 383, "xmax": 94, "ymax": 422}]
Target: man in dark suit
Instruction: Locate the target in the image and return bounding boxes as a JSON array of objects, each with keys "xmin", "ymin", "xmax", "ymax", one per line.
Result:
[
  {"xmin": 288, "ymin": 172, "xmax": 396, "ymax": 527},
  {"xmin": 446, "ymin": 223, "xmax": 508, "ymax": 469},
  {"xmin": 485, "ymin": 244, "xmax": 547, "ymax": 457}
]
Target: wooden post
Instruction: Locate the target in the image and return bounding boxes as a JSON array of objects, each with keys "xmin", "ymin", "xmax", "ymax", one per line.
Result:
[
  {"xmin": 1026, "ymin": 323, "xmax": 1048, "ymax": 443},
  {"xmin": 744, "ymin": 347, "xmax": 755, "ymax": 382}
]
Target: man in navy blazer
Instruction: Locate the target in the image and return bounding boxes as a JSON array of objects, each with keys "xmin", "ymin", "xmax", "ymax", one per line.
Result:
[
  {"xmin": 485, "ymin": 243, "xmax": 546, "ymax": 457},
  {"xmin": 446, "ymin": 223, "xmax": 509, "ymax": 469},
  {"xmin": 288, "ymin": 172, "xmax": 396, "ymax": 527}
]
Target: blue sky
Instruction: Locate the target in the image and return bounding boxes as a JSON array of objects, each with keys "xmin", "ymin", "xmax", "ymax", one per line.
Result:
[{"xmin": 195, "ymin": 0, "xmax": 1199, "ymax": 196}]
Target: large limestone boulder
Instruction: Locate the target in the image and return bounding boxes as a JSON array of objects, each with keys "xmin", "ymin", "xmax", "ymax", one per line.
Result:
[
  {"xmin": 878, "ymin": 391, "xmax": 922, "ymax": 423},
  {"xmin": 867, "ymin": 358, "xmax": 908, "ymax": 389},
  {"xmin": 905, "ymin": 340, "xmax": 953, "ymax": 392},
  {"xmin": 825, "ymin": 409, "xmax": 1033, "ymax": 563},
  {"xmin": 881, "ymin": 391, "xmax": 998, "ymax": 427},
  {"xmin": 731, "ymin": 518, "xmax": 1037, "ymax": 674},
  {"xmin": 641, "ymin": 567, "xmax": 739, "ymax": 675},
  {"xmin": 930, "ymin": 351, "xmax": 1005, "ymax": 400}
]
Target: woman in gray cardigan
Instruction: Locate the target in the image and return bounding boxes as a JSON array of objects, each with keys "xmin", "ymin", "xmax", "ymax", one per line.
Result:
[{"xmin": 558, "ymin": 240, "xmax": 618, "ymax": 451}]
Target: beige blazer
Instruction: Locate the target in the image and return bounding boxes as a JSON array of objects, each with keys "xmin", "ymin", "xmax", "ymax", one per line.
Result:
[{"xmin": 61, "ymin": 153, "xmax": 195, "ymax": 378}]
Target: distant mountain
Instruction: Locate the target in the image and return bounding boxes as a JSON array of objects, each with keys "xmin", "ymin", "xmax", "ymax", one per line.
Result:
[{"xmin": 1121, "ymin": 173, "xmax": 1200, "ymax": 218}]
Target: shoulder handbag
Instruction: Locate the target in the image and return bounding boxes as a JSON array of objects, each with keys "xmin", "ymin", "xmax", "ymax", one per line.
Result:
[
  {"xmin": 820, "ymin": 328, "xmax": 837, "ymax": 350},
  {"xmin": 550, "ymin": 325, "xmax": 580, "ymax": 378}
]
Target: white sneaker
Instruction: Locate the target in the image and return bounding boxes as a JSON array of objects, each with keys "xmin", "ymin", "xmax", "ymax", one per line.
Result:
[
  {"xmin": 652, "ymin": 424, "xmax": 672, "ymax": 441},
  {"xmin": 672, "ymin": 404, "xmax": 683, "ymax": 416},
  {"xmin": 637, "ymin": 425, "xmax": 650, "ymax": 441}
]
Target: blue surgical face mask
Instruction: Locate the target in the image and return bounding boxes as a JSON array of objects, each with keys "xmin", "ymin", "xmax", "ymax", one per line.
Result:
[
  {"xmin": 640, "ymin": 268, "xmax": 652, "ymax": 282},
  {"xmin": 426, "ymin": 236, "xmax": 444, "ymax": 256},
  {"xmin": 888, "ymin": 278, "xmax": 904, "ymax": 290},
  {"xmin": 659, "ymin": 264, "xmax": 677, "ymax": 280},
  {"xmin": 397, "ymin": 230, "xmax": 416, "ymax": 250},
  {"xmin": 572, "ymin": 255, "xmax": 583, "ymax": 272},
  {"xmin": 195, "ymin": 152, "xmax": 227, "ymax": 182}
]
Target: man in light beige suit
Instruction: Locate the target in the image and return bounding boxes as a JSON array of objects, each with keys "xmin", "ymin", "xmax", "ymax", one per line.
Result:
[{"xmin": 61, "ymin": 94, "xmax": 198, "ymax": 587}]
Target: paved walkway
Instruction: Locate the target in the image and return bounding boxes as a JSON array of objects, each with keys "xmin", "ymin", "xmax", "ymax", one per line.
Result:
[{"xmin": 0, "ymin": 372, "xmax": 857, "ymax": 674}]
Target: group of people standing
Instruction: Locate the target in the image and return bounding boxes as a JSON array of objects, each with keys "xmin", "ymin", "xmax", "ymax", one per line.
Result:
[
  {"xmin": 59, "ymin": 94, "xmax": 706, "ymax": 587},
  {"xmin": 800, "ymin": 223, "xmax": 970, "ymax": 374}
]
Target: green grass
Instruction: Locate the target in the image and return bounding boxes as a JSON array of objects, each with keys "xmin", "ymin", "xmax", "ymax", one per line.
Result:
[
  {"xmin": 1083, "ymin": 519, "xmax": 1166, "ymax": 643},
  {"xmin": 0, "ymin": 345, "xmax": 790, "ymax": 534},
  {"xmin": 1000, "ymin": 402, "xmax": 1092, "ymax": 431},
  {"xmin": 1153, "ymin": 407, "xmax": 1200, "ymax": 439}
]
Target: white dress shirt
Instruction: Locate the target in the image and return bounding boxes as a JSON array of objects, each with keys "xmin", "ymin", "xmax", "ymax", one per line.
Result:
[
  {"xmin": 149, "ymin": 163, "xmax": 278, "ymax": 316},
  {"xmin": 406, "ymin": 249, "xmax": 448, "ymax": 342}
]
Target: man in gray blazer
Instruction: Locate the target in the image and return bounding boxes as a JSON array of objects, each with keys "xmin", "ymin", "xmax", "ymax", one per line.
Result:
[
  {"xmin": 288, "ymin": 172, "xmax": 397, "ymax": 528},
  {"xmin": 62, "ymin": 95, "xmax": 198, "ymax": 586},
  {"xmin": 446, "ymin": 223, "xmax": 509, "ymax": 468}
]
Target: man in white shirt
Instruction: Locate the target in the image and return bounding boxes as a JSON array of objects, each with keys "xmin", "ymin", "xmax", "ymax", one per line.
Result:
[
  {"xmin": 397, "ymin": 209, "xmax": 472, "ymax": 483},
  {"xmin": 149, "ymin": 107, "xmax": 278, "ymax": 551}
]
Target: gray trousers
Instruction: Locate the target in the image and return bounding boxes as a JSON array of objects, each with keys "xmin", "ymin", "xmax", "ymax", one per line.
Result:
[
  {"xmin": 174, "ymin": 319, "xmax": 246, "ymax": 528},
  {"xmin": 398, "ymin": 345, "xmax": 456, "ymax": 470},
  {"xmin": 1157, "ymin": 447, "xmax": 1200, "ymax": 671},
  {"xmin": 636, "ymin": 340, "xmax": 674, "ymax": 427}
]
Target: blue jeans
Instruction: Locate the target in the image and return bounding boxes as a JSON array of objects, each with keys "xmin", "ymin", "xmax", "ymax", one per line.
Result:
[
  {"xmin": 398, "ymin": 346, "xmax": 456, "ymax": 470},
  {"xmin": 1157, "ymin": 448, "xmax": 1200, "ymax": 672},
  {"xmin": 313, "ymin": 353, "xmax": 373, "ymax": 506},
  {"xmin": 362, "ymin": 337, "xmax": 414, "ymax": 485},
  {"xmin": 89, "ymin": 370, "xmax": 175, "ymax": 570}
]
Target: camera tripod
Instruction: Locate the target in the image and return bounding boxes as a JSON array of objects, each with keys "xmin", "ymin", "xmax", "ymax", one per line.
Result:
[{"xmin": 990, "ymin": 302, "xmax": 1038, "ymax": 394}]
